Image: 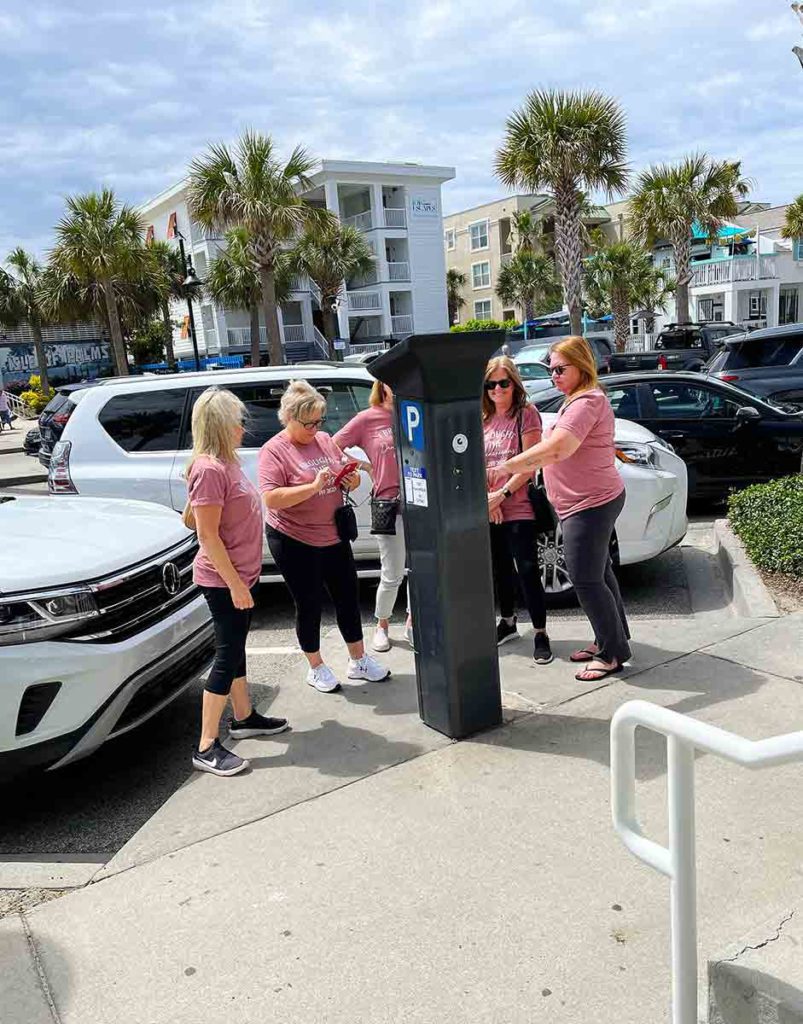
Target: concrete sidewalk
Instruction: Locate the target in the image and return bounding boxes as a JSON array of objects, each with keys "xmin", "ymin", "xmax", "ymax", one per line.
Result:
[
  {"xmin": 6, "ymin": 612, "xmax": 803, "ymax": 1024},
  {"xmin": 0, "ymin": 424, "xmax": 46, "ymax": 486}
]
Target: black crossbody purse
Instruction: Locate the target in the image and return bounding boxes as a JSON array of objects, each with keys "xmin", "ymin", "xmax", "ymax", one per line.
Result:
[
  {"xmin": 516, "ymin": 412, "xmax": 557, "ymax": 535},
  {"xmin": 335, "ymin": 487, "xmax": 358, "ymax": 543},
  {"xmin": 370, "ymin": 495, "xmax": 400, "ymax": 535}
]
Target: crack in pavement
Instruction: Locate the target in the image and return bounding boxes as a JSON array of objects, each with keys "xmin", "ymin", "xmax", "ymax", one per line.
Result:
[
  {"xmin": 20, "ymin": 910, "xmax": 62, "ymax": 1024},
  {"xmin": 715, "ymin": 909, "xmax": 795, "ymax": 966}
]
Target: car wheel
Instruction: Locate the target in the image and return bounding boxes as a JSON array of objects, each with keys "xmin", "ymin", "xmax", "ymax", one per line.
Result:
[{"xmin": 538, "ymin": 522, "xmax": 576, "ymax": 606}]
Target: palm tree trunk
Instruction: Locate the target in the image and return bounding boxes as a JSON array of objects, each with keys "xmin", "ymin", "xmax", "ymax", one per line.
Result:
[
  {"xmin": 672, "ymin": 229, "xmax": 692, "ymax": 324},
  {"xmin": 554, "ymin": 185, "xmax": 584, "ymax": 336},
  {"xmin": 161, "ymin": 301, "xmax": 176, "ymax": 369},
  {"xmin": 258, "ymin": 265, "xmax": 284, "ymax": 365},
  {"xmin": 31, "ymin": 320, "xmax": 50, "ymax": 392},
  {"xmin": 102, "ymin": 279, "xmax": 129, "ymax": 375},
  {"xmin": 323, "ymin": 307, "xmax": 339, "ymax": 359},
  {"xmin": 249, "ymin": 305, "xmax": 262, "ymax": 367},
  {"xmin": 612, "ymin": 289, "xmax": 630, "ymax": 352}
]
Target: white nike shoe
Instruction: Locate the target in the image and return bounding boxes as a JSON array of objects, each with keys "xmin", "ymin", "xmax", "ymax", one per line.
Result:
[
  {"xmin": 372, "ymin": 625, "xmax": 391, "ymax": 652},
  {"xmin": 306, "ymin": 664, "xmax": 341, "ymax": 693},
  {"xmin": 347, "ymin": 653, "xmax": 391, "ymax": 682}
]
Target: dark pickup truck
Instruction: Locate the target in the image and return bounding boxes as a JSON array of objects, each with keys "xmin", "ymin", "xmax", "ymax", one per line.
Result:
[{"xmin": 609, "ymin": 322, "xmax": 744, "ymax": 374}]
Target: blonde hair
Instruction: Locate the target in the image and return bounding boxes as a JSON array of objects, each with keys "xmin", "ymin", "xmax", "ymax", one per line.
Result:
[
  {"xmin": 550, "ymin": 336, "xmax": 599, "ymax": 396},
  {"xmin": 481, "ymin": 355, "xmax": 529, "ymax": 422},
  {"xmin": 278, "ymin": 379, "xmax": 327, "ymax": 427},
  {"xmin": 369, "ymin": 380, "xmax": 389, "ymax": 407},
  {"xmin": 187, "ymin": 387, "xmax": 246, "ymax": 472}
]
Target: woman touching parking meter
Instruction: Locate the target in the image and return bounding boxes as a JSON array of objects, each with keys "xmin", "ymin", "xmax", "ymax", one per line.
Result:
[{"xmin": 259, "ymin": 380, "xmax": 390, "ymax": 694}]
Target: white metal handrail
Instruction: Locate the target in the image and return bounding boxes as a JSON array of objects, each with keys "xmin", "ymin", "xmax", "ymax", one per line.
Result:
[
  {"xmin": 611, "ymin": 700, "xmax": 803, "ymax": 1024},
  {"xmin": 6, "ymin": 393, "xmax": 35, "ymax": 419},
  {"xmin": 312, "ymin": 325, "xmax": 330, "ymax": 359},
  {"xmin": 344, "ymin": 210, "xmax": 373, "ymax": 232},
  {"xmin": 384, "ymin": 208, "xmax": 407, "ymax": 228}
]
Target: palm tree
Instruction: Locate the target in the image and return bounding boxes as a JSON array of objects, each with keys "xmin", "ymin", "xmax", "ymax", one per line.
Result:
[
  {"xmin": 496, "ymin": 251, "xmax": 559, "ymax": 326},
  {"xmin": 634, "ymin": 267, "xmax": 676, "ymax": 334},
  {"xmin": 446, "ymin": 268, "xmax": 467, "ymax": 324},
  {"xmin": 49, "ymin": 189, "xmax": 148, "ymax": 375},
  {"xmin": 495, "ymin": 89, "xmax": 629, "ymax": 335},
  {"xmin": 0, "ymin": 249, "xmax": 52, "ymax": 390},
  {"xmin": 629, "ymin": 155, "xmax": 751, "ymax": 325},
  {"xmin": 781, "ymin": 194, "xmax": 803, "ymax": 244},
  {"xmin": 510, "ymin": 209, "xmax": 542, "ymax": 253},
  {"xmin": 584, "ymin": 241, "xmax": 664, "ymax": 351},
  {"xmin": 147, "ymin": 241, "xmax": 188, "ymax": 368},
  {"xmin": 291, "ymin": 222, "xmax": 374, "ymax": 356},
  {"xmin": 186, "ymin": 131, "xmax": 331, "ymax": 366}
]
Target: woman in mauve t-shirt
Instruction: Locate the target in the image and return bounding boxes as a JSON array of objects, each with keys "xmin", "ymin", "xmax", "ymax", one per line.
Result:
[
  {"xmin": 502, "ymin": 337, "xmax": 631, "ymax": 682},
  {"xmin": 334, "ymin": 381, "xmax": 412, "ymax": 654},
  {"xmin": 259, "ymin": 380, "xmax": 390, "ymax": 695},
  {"xmin": 186, "ymin": 387, "xmax": 289, "ymax": 778},
  {"xmin": 483, "ymin": 356, "xmax": 552, "ymax": 666}
]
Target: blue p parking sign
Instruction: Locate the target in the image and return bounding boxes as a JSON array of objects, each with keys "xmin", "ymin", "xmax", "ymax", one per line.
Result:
[{"xmin": 401, "ymin": 400, "xmax": 425, "ymax": 451}]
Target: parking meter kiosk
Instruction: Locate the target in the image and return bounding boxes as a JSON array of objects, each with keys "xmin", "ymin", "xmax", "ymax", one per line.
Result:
[{"xmin": 369, "ymin": 331, "xmax": 504, "ymax": 739}]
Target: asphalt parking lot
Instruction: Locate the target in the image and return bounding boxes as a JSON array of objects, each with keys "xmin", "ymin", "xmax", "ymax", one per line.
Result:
[{"xmin": 0, "ymin": 520, "xmax": 720, "ymax": 860}]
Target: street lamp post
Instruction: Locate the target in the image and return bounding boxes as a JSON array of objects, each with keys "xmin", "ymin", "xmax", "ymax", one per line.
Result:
[{"xmin": 175, "ymin": 232, "xmax": 202, "ymax": 372}]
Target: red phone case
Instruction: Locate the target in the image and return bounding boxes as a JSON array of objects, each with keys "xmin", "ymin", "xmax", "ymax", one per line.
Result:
[{"xmin": 333, "ymin": 461, "xmax": 359, "ymax": 487}]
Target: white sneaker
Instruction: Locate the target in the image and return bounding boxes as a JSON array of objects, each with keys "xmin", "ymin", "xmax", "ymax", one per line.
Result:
[
  {"xmin": 372, "ymin": 626, "xmax": 391, "ymax": 652},
  {"xmin": 347, "ymin": 654, "xmax": 391, "ymax": 682},
  {"xmin": 306, "ymin": 664, "xmax": 341, "ymax": 693}
]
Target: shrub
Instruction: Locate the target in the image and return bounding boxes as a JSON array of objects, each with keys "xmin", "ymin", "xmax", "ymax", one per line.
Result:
[
  {"xmin": 18, "ymin": 374, "xmax": 55, "ymax": 415},
  {"xmin": 728, "ymin": 475, "xmax": 803, "ymax": 577},
  {"xmin": 451, "ymin": 318, "xmax": 518, "ymax": 333}
]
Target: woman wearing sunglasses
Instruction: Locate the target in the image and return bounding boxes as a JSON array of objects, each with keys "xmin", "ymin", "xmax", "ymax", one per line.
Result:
[
  {"xmin": 501, "ymin": 337, "xmax": 631, "ymax": 682},
  {"xmin": 483, "ymin": 356, "xmax": 552, "ymax": 665},
  {"xmin": 259, "ymin": 380, "xmax": 390, "ymax": 693}
]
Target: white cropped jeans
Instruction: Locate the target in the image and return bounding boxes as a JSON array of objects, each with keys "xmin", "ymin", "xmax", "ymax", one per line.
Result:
[{"xmin": 374, "ymin": 516, "xmax": 408, "ymax": 621}]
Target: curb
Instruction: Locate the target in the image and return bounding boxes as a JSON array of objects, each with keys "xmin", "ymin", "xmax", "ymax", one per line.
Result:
[
  {"xmin": 713, "ymin": 519, "xmax": 780, "ymax": 619},
  {"xmin": 0, "ymin": 472, "xmax": 47, "ymax": 487}
]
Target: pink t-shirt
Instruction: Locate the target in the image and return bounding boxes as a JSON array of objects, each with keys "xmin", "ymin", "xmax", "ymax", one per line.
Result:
[
  {"xmin": 543, "ymin": 389, "xmax": 624, "ymax": 520},
  {"xmin": 258, "ymin": 431, "xmax": 349, "ymax": 548},
  {"xmin": 188, "ymin": 456, "xmax": 264, "ymax": 588},
  {"xmin": 483, "ymin": 404, "xmax": 543, "ymax": 522},
  {"xmin": 333, "ymin": 406, "xmax": 399, "ymax": 501}
]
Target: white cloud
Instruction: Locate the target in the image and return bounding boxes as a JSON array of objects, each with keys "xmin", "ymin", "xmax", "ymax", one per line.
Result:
[{"xmin": 746, "ymin": 14, "xmax": 797, "ymax": 41}]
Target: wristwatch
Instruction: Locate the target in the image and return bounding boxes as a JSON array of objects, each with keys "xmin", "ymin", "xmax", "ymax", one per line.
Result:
[{"xmin": 502, "ymin": 487, "xmax": 512, "ymax": 499}]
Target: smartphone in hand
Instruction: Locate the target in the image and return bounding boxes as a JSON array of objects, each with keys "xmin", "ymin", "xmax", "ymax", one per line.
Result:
[{"xmin": 332, "ymin": 460, "xmax": 359, "ymax": 487}]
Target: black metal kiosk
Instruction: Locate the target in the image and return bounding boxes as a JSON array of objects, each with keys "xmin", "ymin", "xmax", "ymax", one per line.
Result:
[{"xmin": 369, "ymin": 330, "xmax": 504, "ymax": 739}]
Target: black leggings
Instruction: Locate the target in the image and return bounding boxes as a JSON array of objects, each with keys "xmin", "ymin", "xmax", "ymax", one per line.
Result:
[
  {"xmin": 490, "ymin": 519, "xmax": 548, "ymax": 631},
  {"xmin": 561, "ymin": 491, "xmax": 631, "ymax": 665},
  {"xmin": 202, "ymin": 584, "xmax": 258, "ymax": 696},
  {"xmin": 267, "ymin": 527, "xmax": 363, "ymax": 653}
]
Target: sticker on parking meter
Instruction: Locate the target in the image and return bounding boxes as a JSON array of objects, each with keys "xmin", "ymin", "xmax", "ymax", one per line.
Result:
[
  {"xmin": 400, "ymin": 400, "xmax": 425, "ymax": 452},
  {"xmin": 452, "ymin": 433, "xmax": 468, "ymax": 454},
  {"xmin": 403, "ymin": 465, "xmax": 428, "ymax": 507}
]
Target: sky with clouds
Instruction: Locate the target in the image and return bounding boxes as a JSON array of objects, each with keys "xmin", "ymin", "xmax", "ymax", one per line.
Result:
[{"xmin": 2, "ymin": 0, "xmax": 802, "ymax": 257}]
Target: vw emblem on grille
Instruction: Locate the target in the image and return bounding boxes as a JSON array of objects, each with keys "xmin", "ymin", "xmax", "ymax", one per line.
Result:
[{"xmin": 162, "ymin": 562, "xmax": 182, "ymax": 596}]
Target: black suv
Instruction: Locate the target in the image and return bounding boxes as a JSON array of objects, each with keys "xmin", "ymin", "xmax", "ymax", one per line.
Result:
[
  {"xmin": 609, "ymin": 322, "xmax": 743, "ymax": 373},
  {"xmin": 37, "ymin": 382, "xmax": 99, "ymax": 467},
  {"xmin": 704, "ymin": 323, "xmax": 803, "ymax": 411}
]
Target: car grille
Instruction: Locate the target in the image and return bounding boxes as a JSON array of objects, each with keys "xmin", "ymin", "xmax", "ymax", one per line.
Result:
[{"xmin": 69, "ymin": 538, "xmax": 200, "ymax": 644}]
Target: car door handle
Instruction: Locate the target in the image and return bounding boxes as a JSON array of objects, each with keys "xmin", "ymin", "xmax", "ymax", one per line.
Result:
[{"xmin": 661, "ymin": 432, "xmax": 686, "ymax": 441}]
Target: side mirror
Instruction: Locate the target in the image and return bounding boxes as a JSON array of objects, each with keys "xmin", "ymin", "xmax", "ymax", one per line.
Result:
[{"xmin": 735, "ymin": 405, "xmax": 761, "ymax": 423}]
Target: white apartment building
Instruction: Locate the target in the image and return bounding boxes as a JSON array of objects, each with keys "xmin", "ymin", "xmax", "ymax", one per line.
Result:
[{"xmin": 139, "ymin": 159, "xmax": 455, "ymax": 361}]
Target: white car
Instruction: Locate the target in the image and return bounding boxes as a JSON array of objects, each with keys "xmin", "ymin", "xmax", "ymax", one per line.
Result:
[
  {"xmin": 0, "ymin": 495, "xmax": 213, "ymax": 779},
  {"xmin": 47, "ymin": 364, "xmax": 687, "ymax": 600}
]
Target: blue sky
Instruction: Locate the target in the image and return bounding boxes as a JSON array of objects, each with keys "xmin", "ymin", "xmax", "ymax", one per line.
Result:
[{"xmin": 2, "ymin": 0, "xmax": 802, "ymax": 257}]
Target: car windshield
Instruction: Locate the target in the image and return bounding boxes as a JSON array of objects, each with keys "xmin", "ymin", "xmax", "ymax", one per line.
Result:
[{"xmin": 719, "ymin": 336, "xmax": 803, "ymax": 369}]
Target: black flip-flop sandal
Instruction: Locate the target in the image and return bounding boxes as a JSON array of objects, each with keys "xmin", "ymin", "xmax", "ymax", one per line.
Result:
[
  {"xmin": 569, "ymin": 646, "xmax": 599, "ymax": 663},
  {"xmin": 574, "ymin": 663, "xmax": 623, "ymax": 682}
]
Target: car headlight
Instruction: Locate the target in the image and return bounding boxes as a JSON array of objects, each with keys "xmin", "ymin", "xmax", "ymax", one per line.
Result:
[
  {"xmin": 615, "ymin": 443, "xmax": 658, "ymax": 468},
  {"xmin": 0, "ymin": 587, "xmax": 99, "ymax": 646}
]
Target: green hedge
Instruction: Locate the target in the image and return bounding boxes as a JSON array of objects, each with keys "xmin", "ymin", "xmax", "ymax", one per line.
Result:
[
  {"xmin": 450, "ymin": 318, "xmax": 518, "ymax": 333},
  {"xmin": 728, "ymin": 475, "xmax": 803, "ymax": 577}
]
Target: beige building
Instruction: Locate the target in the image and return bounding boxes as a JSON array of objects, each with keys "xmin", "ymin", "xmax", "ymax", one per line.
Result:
[{"xmin": 443, "ymin": 194, "xmax": 610, "ymax": 324}]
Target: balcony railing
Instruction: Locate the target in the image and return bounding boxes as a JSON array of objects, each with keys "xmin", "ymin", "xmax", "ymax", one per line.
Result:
[
  {"xmin": 387, "ymin": 261, "xmax": 410, "ymax": 281},
  {"xmin": 226, "ymin": 326, "xmax": 267, "ymax": 348},
  {"xmin": 691, "ymin": 255, "xmax": 777, "ymax": 288},
  {"xmin": 283, "ymin": 324, "xmax": 306, "ymax": 343},
  {"xmin": 384, "ymin": 208, "xmax": 407, "ymax": 229},
  {"xmin": 347, "ymin": 291, "xmax": 382, "ymax": 311},
  {"xmin": 343, "ymin": 210, "xmax": 373, "ymax": 232},
  {"xmin": 391, "ymin": 314, "xmax": 414, "ymax": 336}
]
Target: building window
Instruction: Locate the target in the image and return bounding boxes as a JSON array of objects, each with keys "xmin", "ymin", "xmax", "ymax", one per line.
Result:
[
  {"xmin": 471, "ymin": 261, "xmax": 491, "ymax": 289},
  {"xmin": 748, "ymin": 291, "xmax": 767, "ymax": 319},
  {"xmin": 469, "ymin": 220, "xmax": 489, "ymax": 251},
  {"xmin": 794, "ymin": 239, "xmax": 803, "ymax": 261},
  {"xmin": 167, "ymin": 212, "xmax": 178, "ymax": 239},
  {"xmin": 779, "ymin": 289, "xmax": 799, "ymax": 325},
  {"xmin": 444, "ymin": 228, "xmax": 455, "ymax": 251},
  {"xmin": 474, "ymin": 299, "xmax": 492, "ymax": 321},
  {"xmin": 502, "ymin": 309, "xmax": 515, "ymax": 322}
]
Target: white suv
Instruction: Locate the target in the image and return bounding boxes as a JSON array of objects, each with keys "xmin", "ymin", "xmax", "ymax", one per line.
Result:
[
  {"xmin": 48, "ymin": 364, "xmax": 688, "ymax": 598},
  {"xmin": 0, "ymin": 494, "xmax": 213, "ymax": 779}
]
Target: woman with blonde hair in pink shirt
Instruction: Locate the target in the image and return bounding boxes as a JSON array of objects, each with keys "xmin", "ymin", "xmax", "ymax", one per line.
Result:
[
  {"xmin": 187, "ymin": 387, "xmax": 289, "ymax": 777},
  {"xmin": 502, "ymin": 336, "xmax": 631, "ymax": 682}
]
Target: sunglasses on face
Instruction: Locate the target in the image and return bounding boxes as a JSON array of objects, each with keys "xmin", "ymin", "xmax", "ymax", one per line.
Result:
[
  {"xmin": 550, "ymin": 364, "xmax": 571, "ymax": 377},
  {"xmin": 299, "ymin": 416, "xmax": 326, "ymax": 430},
  {"xmin": 484, "ymin": 378, "xmax": 512, "ymax": 391}
]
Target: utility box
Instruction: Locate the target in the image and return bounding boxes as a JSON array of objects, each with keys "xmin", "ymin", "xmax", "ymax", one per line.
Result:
[{"xmin": 369, "ymin": 331, "xmax": 504, "ymax": 739}]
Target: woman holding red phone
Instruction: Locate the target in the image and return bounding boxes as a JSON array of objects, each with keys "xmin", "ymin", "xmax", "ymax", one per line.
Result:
[{"xmin": 259, "ymin": 380, "xmax": 390, "ymax": 694}]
